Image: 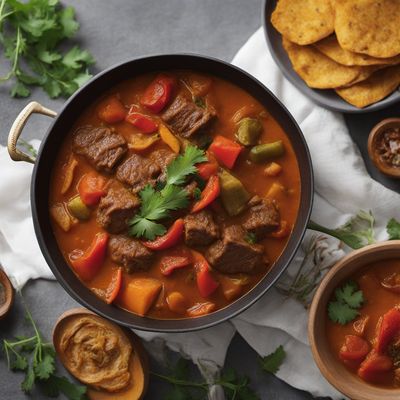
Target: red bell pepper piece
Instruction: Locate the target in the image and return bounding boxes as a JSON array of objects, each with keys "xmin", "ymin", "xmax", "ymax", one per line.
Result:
[
  {"xmin": 358, "ymin": 350, "xmax": 393, "ymax": 383},
  {"xmin": 143, "ymin": 219, "xmax": 184, "ymax": 250},
  {"xmin": 125, "ymin": 107, "xmax": 158, "ymax": 133},
  {"xmin": 69, "ymin": 232, "xmax": 109, "ymax": 281},
  {"xmin": 375, "ymin": 307, "xmax": 400, "ymax": 353},
  {"xmin": 140, "ymin": 74, "xmax": 175, "ymax": 113},
  {"xmin": 77, "ymin": 173, "xmax": 107, "ymax": 206},
  {"xmin": 209, "ymin": 135, "xmax": 242, "ymax": 169},
  {"xmin": 339, "ymin": 335, "xmax": 370, "ymax": 363},
  {"xmin": 197, "ymin": 162, "xmax": 218, "ymax": 180},
  {"xmin": 105, "ymin": 267, "xmax": 123, "ymax": 304},
  {"xmin": 98, "ymin": 96, "xmax": 127, "ymax": 123},
  {"xmin": 192, "ymin": 175, "xmax": 220, "ymax": 213},
  {"xmin": 160, "ymin": 249, "xmax": 192, "ymax": 276},
  {"xmin": 193, "ymin": 253, "xmax": 219, "ymax": 298}
]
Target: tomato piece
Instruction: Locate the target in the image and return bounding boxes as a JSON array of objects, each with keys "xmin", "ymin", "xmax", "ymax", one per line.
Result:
[
  {"xmin": 209, "ymin": 135, "xmax": 242, "ymax": 169},
  {"xmin": 69, "ymin": 233, "xmax": 109, "ymax": 281},
  {"xmin": 339, "ymin": 335, "xmax": 370, "ymax": 363},
  {"xmin": 187, "ymin": 302, "xmax": 216, "ymax": 317},
  {"xmin": 105, "ymin": 268, "xmax": 123, "ymax": 304},
  {"xmin": 160, "ymin": 253, "xmax": 191, "ymax": 276},
  {"xmin": 381, "ymin": 273, "xmax": 400, "ymax": 294},
  {"xmin": 376, "ymin": 307, "xmax": 400, "ymax": 353},
  {"xmin": 98, "ymin": 96, "xmax": 127, "ymax": 123},
  {"xmin": 140, "ymin": 74, "xmax": 175, "ymax": 113},
  {"xmin": 197, "ymin": 162, "xmax": 218, "ymax": 180},
  {"xmin": 77, "ymin": 173, "xmax": 106, "ymax": 206},
  {"xmin": 358, "ymin": 350, "xmax": 393, "ymax": 383},
  {"xmin": 125, "ymin": 108, "xmax": 158, "ymax": 133},
  {"xmin": 143, "ymin": 219, "xmax": 184, "ymax": 250},
  {"xmin": 192, "ymin": 175, "xmax": 220, "ymax": 213},
  {"xmin": 195, "ymin": 259, "xmax": 219, "ymax": 298}
]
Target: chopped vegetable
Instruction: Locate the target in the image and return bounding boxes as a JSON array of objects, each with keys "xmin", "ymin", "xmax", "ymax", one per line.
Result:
[
  {"xmin": 249, "ymin": 140, "xmax": 285, "ymax": 163},
  {"xmin": 209, "ymin": 135, "xmax": 242, "ymax": 169},
  {"xmin": 128, "ymin": 133, "xmax": 159, "ymax": 151},
  {"xmin": 264, "ymin": 162, "xmax": 282, "ymax": 177},
  {"xmin": 0, "ymin": 0, "xmax": 95, "ymax": 98},
  {"xmin": 119, "ymin": 278, "xmax": 162, "ymax": 316},
  {"xmin": 143, "ymin": 219, "xmax": 184, "ymax": 250},
  {"xmin": 376, "ymin": 308, "xmax": 400, "ymax": 354},
  {"xmin": 77, "ymin": 173, "xmax": 106, "ymax": 206},
  {"xmin": 126, "ymin": 109, "xmax": 158, "ymax": 133},
  {"xmin": 98, "ymin": 96, "xmax": 126, "ymax": 123},
  {"xmin": 269, "ymin": 220, "xmax": 291, "ymax": 239},
  {"xmin": 195, "ymin": 258, "xmax": 219, "ymax": 298},
  {"xmin": 266, "ymin": 182, "xmax": 286, "ymax": 200},
  {"xmin": 160, "ymin": 250, "xmax": 192, "ymax": 276},
  {"xmin": 236, "ymin": 117, "xmax": 262, "ymax": 146},
  {"xmin": 353, "ymin": 316, "xmax": 370, "ymax": 336},
  {"xmin": 159, "ymin": 124, "xmax": 180, "ymax": 153},
  {"xmin": 67, "ymin": 196, "xmax": 91, "ymax": 220},
  {"xmin": 61, "ymin": 157, "xmax": 78, "ymax": 194},
  {"xmin": 308, "ymin": 210, "xmax": 376, "ymax": 250},
  {"xmin": 166, "ymin": 291, "xmax": 187, "ymax": 314},
  {"xmin": 328, "ymin": 281, "xmax": 364, "ymax": 325},
  {"xmin": 196, "ymin": 161, "xmax": 218, "ymax": 180},
  {"xmin": 50, "ymin": 203, "xmax": 73, "ymax": 232},
  {"xmin": 104, "ymin": 268, "xmax": 123, "ymax": 304},
  {"xmin": 339, "ymin": 335, "xmax": 369, "ymax": 362},
  {"xmin": 192, "ymin": 175, "xmax": 220, "ymax": 213},
  {"xmin": 141, "ymin": 74, "xmax": 175, "ymax": 113},
  {"xmin": 186, "ymin": 302, "xmax": 216, "ymax": 317},
  {"xmin": 358, "ymin": 351, "xmax": 393, "ymax": 383},
  {"xmin": 244, "ymin": 232, "xmax": 257, "ymax": 244},
  {"xmin": 381, "ymin": 273, "xmax": 400, "ymax": 293},
  {"xmin": 260, "ymin": 345, "xmax": 286, "ymax": 374},
  {"xmin": 69, "ymin": 232, "xmax": 109, "ymax": 281},
  {"xmin": 387, "ymin": 217, "xmax": 400, "ymax": 240},
  {"xmin": 219, "ymin": 169, "xmax": 250, "ymax": 216},
  {"xmin": 220, "ymin": 277, "xmax": 243, "ymax": 301}
]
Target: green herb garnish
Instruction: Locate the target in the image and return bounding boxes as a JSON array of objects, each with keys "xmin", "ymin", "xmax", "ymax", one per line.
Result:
[
  {"xmin": 387, "ymin": 217, "xmax": 400, "ymax": 240},
  {"xmin": 193, "ymin": 187, "xmax": 202, "ymax": 201},
  {"xmin": 0, "ymin": 0, "xmax": 94, "ymax": 98},
  {"xmin": 259, "ymin": 345, "xmax": 286, "ymax": 374},
  {"xmin": 244, "ymin": 232, "xmax": 257, "ymax": 245},
  {"xmin": 328, "ymin": 281, "xmax": 364, "ymax": 325}
]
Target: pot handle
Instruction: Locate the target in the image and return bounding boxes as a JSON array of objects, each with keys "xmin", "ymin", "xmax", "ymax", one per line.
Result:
[{"xmin": 8, "ymin": 101, "xmax": 57, "ymax": 164}]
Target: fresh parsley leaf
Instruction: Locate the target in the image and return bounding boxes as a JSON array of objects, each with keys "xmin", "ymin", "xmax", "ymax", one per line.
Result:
[
  {"xmin": 21, "ymin": 365, "xmax": 35, "ymax": 393},
  {"xmin": 260, "ymin": 345, "xmax": 286, "ymax": 374},
  {"xmin": 10, "ymin": 352, "xmax": 28, "ymax": 371},
  {"xmin": 328, "ymin": 301, "xmax": 359, "ymax": 325},
  {"xmin": 244, "ymin": 232, "xmax": 257, "ymax": 244},
  {"xmin": 387, "ymin": 218, "xmax": 400, "ymax": 240},
  {"xmin": 308, "ymin": 210, "xmax": 375, "ymax": 249},
  {"xmin": 219, "ymin": 368, "xmax": 259, "ymax": 400},
  {"xmin": 34, "ymin": 345, "xmax": 55, "ymax": 380},
  {"xmin": 334, "ymin": 281, "xmax": 364, "ymax": 309},
  {"xmin": 44, "ymin": 375, "xmax": 87, "ymax": 400}
]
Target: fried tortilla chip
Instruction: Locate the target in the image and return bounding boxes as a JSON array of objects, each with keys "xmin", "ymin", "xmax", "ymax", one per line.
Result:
[
  {"xmin": 315, "ymin": 35, "xmax": 400, "ymax": 67},
  {"xmin": 336, "ymin": 66, "xmax": 400, "ymax": 108},
  {"xmin": 271, "ymin": 0, "xmax": 334, "ymax": 45},
  {"xmin": 334, "ymin": 0, "xmax": 400, "ymax": 58},
  {"xmin": 283, "ymin": 38, "xmax": 378, "ymax": 89}
]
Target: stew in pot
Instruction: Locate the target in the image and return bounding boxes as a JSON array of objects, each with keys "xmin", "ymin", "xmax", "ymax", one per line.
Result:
[{"xmin": 49, "ymin": 70, "xmax": 301, "ymax": 319}]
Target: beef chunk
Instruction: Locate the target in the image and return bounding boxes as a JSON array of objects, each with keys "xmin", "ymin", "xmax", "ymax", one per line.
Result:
[
  {"xmin": 184, "ymin": 210, "xmax": 220, "ymax": 247},
  {"xmin": 116, "ymin": 153, "xmax": 161, "ymax": 193},
  {"xmin": 206, "ymin": 225, "xmax": 266, "ymax": 274},
  {"xmin": 72, "ymin": 126, "xmax": 127, "ymax": 173},
  {"xmin": 243, "ymin": 197, "xmax": 280, "ymax": 239},
  {"xmin": 161, "ymin": 95, "xmax": 216, "ymax": 138},
  {"xmin": 109, "ymin": 235, "xmax": 154, "ymax": 273},
  {"xmin": 151, "ymin": 148, "xmax": 176, "ymax": 183},
  {"xmin": 97, "ymin": 182, "xmax": 140, "ymax": 233}
]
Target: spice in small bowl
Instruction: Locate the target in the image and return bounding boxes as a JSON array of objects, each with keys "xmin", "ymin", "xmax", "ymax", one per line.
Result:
[
  {"xmin": 0, "ymin": 269, "xmax": 14, "ymax": 320},
  {"xmin": 368, "ymin": 118, "xmax": 400, "ymax": 177}
]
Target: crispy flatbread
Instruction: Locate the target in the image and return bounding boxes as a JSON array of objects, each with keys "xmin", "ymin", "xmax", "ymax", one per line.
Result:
[
  {"xmin": 315, "ymin": 35, "xmax": 400, "ymax": 67},
  {"xmin": 271, "ymin": 0, "xmax": 334, "ymax": 45},
  {"xmin": 283, "ymin": 38, "xmax": 379, "ymax": 89},
  {"xmin": 335, "ymin": 66, "xmax": 400, "ymax": 108},
  {"xmin": 334, "ymin": 0, "xmax": 400, "ymax": 58}
]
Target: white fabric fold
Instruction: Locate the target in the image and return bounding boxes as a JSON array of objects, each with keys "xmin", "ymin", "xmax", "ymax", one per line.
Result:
[{"xmin": 2, "ymin": 27, "xmax": 400, "ymax": 399}]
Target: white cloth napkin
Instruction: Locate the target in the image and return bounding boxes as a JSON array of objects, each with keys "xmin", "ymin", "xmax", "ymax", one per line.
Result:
[{"xmin": 2, "ymin": 27, "xmax": 400, "ymax": 399}]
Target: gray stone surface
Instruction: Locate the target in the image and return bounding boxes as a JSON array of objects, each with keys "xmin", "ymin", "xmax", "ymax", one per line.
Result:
[{"xmin": 0, "ymin": 0, "xmax": 396, "ymax": 399}]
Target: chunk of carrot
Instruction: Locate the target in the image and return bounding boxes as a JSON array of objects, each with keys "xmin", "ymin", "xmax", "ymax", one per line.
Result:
[{"xmin": 119, "ymin": 278, "xmax": 162, "ymax": 316}]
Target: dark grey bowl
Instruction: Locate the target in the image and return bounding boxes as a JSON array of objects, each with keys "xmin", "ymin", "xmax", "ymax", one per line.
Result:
[
  {"xmin": 32, "ymin": 54, "xmax": 313, "ymax": 332},
  {"xmin": 263, "ymin": 0, "xmax": 400, "ymax": 114}
]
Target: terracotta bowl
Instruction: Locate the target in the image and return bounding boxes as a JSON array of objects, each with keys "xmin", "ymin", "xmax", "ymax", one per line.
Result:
[
  {"xmin": 308, "ymin": 241, "xmax": 400, "ymax": 400},
  {"xmin": 0, "ymin": 268, "xmax": 14, "ymax": 320},
  {"xmin": 368, "ymin": 118, "xmax": 400, "ymax": 178}
]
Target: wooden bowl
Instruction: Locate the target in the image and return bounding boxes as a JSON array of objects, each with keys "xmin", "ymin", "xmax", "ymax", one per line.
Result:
[
  {"xmin": 368, "ymin": 118, "xmax": 400, "ymax": 178},
  {"xmin": 308, "ymin": 241, "xmax": 400, "ymax": 400},
  {"xmin": 53, "ymin": 308, "xmax": 149, "ymax": 400},
  {"xmin": 0, "ymin": 268, "xmax": 14, "ymax": 320}
]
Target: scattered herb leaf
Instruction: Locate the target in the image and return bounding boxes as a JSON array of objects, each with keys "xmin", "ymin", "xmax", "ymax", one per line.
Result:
[
  {"xmin": 193, "ymin": 187, "xmax": 202, "ymax": 201},
  {"xmin": 244, "ymin": 232, "xmax": 257, "ymax": 245},
  {"xmin": 387, "ymin": 217, "xmax": 400, "ymax": 240},
  {"xmin": 18, "ymin": 139, "xmax": 37, "ymax": 158},
  {"xmin": 194, "ymin": 96, "xmax": 206, "ymax": 109},
  {"xmin": 260, "ymin": 345, "xmax": 286, "ymax": 374}
]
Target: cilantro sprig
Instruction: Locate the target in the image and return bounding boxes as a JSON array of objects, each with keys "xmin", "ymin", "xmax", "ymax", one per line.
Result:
[
  {"xmin": 387, "ymin": 217, "xmax": 400, "ymax": 240},
  {"xmin": 0, "ymin": 0, "xmax": 94, "ymax": 98},
  {"xmin": 259, "ymin": 345, "xmax": 286, "ymax": 374},
  {"xmin": 3, "ymin": 296, "xmax": 87, "ymax": 399},
  {"xmin": 129, "ymin": 145, "xmax": 206, "ymax": 240},
  {"xmin": 328, "ymin": 281, "xmax": 364, "ymax": 325}
]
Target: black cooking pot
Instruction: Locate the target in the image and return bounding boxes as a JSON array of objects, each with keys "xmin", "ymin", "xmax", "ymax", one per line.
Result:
[{"xmin": 8, "ymin": 54, "xmax": 313, "ymax": 332}]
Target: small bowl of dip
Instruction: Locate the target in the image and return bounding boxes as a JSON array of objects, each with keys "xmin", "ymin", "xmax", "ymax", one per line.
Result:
[{"xmin": 368, "ymin": 118, "xmax": 400, "ymax": 178}]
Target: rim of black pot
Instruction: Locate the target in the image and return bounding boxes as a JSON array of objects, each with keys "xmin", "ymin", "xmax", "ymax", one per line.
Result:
[{"xmin": 31, "ymin": 53, "xmax": 314, "ymax": 332}]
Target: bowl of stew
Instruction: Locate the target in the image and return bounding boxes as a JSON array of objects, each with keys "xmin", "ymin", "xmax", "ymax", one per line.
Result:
[
  {"xmin": 309, "ymin": 241, "xmax": 400, "ymax": 400},
  {"xmin": 9, "ymin": 54, "xmax": 313, "ymax": 332}
]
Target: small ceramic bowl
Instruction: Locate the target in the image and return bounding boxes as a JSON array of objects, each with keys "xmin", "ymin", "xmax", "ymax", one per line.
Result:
[
  {"xmin": 0, "ymin": 269, "xmax": 14, "ymax": 320},
  {"xmin": 308, "ymin": 241, "xmax": 400, "ymax": 400},
  {"xmin": 368, "ymin": 118, "xmax": 400, "ymax": 178}
]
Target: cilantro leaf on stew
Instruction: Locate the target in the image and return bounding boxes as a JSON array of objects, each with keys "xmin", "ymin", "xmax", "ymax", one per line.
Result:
[
  {"xmin": 260, "ymin": 345, "xmax": 286, "ymax": 374},
  {"xmin": 387, "ymin": 217, "xmax": 400, "ymax": 240},
  {"xmin": 328, "ymin": 301, "xmax": 360, "ymax": 325},
  {"xmin": 334, "ymin": 281, "xmax": 364, "ymax": 309}
]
